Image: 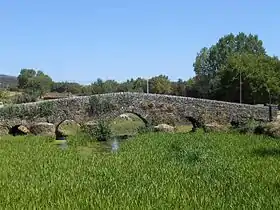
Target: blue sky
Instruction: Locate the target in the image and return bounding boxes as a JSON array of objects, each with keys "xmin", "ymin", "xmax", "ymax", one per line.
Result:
[{"xmin": 0, "ymin": 1, "xmax": 279, "ymax": 84}]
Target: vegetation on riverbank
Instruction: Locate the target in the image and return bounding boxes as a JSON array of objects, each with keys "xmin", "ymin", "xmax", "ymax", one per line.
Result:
[{"xmin": 1, "ymin": 131, "xmax": 280, "ymax": 209}]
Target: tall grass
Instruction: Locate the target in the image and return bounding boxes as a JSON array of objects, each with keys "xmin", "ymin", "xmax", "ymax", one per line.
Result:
[{"xmin": 1, "ymin": 132, "xmax": 280, "ymax": 208}]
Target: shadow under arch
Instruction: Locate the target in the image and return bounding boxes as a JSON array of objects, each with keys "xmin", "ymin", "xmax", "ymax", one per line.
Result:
[
  {"xmin": 186, "ymin": 116, "xmax": 204, "ymax": 132},
  {"xmin": 9, "ymin": 124, "xmax": 28, "ymax": 136}
]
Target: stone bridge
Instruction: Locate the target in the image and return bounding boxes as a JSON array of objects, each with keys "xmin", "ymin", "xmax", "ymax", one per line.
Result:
[{"xmin": 0, "ymin": 92, "xmax": 278, "ymax": 135}]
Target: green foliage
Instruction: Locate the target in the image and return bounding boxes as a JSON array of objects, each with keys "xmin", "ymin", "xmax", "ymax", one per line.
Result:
[
  {"xmin": 232, "ymin": 119, "xmax": 262, "ymax": 134},
  {"xmin": 137, "ymin": 124, "xmax": 155, "ymax": 134},
  {"xmin": 51, "ymin": 82, "xmax": 82, "ymax": 94},
  {"xmin": 2, "ymin": 133, "xmax": 280, "ymax": 208},
  {"xmin": 171, "ymin": 79, "xmax": 187, "ymax": 96},
  {"xmin": 17, "ymin": 69, "xmax": 36, "ymax": 89},
  {"xmin": 17, "ymin": 69, "xmax": 53, "ymax": 97},
  {"xmin": 81, "ymin": 120, "xmax": 112, "ymax": 141},
  {"xmin": 218, "ymin": 53, "xmax": 280, "ymax": 103},
  {"xmin": 0, "ymin": 90, "xmax": 10, "ymax": 103},
  {"xmin": 192, "ymin": 32, "xmax": 273, "ymax": 102},
  {"xmin": 12, "ymin": 92, "xmax": 38, "ymax": 104},
  {"xmin": 149, "ymin": 75, "xmax": 172, "ymax": 94},
  {"xmin": 93, "ymin": 120, "xmax": 112, "ymax": 141}
]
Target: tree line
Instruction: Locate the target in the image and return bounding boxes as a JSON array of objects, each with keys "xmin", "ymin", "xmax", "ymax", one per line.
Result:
[{"xmin": 6, "ymin": 32, "xmax": 280, "ymax": 105}]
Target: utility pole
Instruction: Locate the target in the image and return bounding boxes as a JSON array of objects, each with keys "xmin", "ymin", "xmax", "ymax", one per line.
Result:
[
  {"xmin": 146, "ymin": 78, "xmax": 149, "ymax": 94},
  {"xmin": 239, "ymin": 69, "xmax": 242, "ymax": 104},
  {"xmin": 268, "ymin": 88, "xmax": 272, "ymax": 121}
]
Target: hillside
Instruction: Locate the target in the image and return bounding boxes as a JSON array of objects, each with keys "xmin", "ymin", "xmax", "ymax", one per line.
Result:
[{"xmin": 0, "ymin": 74, "xmax": 17, "ymax": 88}]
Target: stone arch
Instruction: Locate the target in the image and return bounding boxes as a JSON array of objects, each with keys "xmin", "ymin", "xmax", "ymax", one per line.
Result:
[
  {"xmin": 55, "ymin": 119, "xmax": 81, "ymax": 139},
  {"xmin": 107, "ymin": 110, "xmax": 149, "ymax": 136},
  {"xmin": 98, "ymin": 108, "xmax": 151, "ymax": 127},
  {"xmin": 122, "ymin": 111, "xmax": 149, "ymax": 125}
]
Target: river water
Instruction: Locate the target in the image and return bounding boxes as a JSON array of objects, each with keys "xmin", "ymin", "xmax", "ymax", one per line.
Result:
[{"xmin": 55, "ymin": 135, "xmax": 132, "ymax": 153}]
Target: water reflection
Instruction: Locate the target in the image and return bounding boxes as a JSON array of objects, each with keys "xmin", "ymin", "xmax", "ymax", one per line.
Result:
[
  {"xmin": 89, "ymin": 136, "xmax": 130, "ymax": 153},
  {"xmin": 55, "ymin": 135, "xmax": 132, "ymax": 153},
  {"xmin": 55, "ymin": 137, "xmax": 68, "ymax": 150}
]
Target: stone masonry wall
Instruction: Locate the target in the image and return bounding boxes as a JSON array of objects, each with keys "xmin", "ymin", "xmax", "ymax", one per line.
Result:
[{"xmin": 0, "ymin": 92, "xmax": 278, "ymax": 130}]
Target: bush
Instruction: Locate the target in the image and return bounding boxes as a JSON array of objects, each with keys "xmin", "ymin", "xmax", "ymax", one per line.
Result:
[
  {"xmin": 12, "ymin": 93, "xmax": 38, "ymax": 104},
  {"xmin": 0, "ymin": 90, "xmax": 11, "ymax": 104},
  {"xmin": 232, "ymin": 119, "xmax": 261, "ymax": 134},
  {"xmin": 137, "ymin": 124, "xmax": 155, "ymax": 134},
  {"xmin": 94, "ymin": 120, "xmax": 112, "ymax": 141},
  {"xmin": 81, "ymin": 120, "xmax": 112, "ymax": 141}
]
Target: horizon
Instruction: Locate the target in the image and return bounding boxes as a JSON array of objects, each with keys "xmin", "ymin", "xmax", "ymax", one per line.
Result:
[{"xmin": 1, "ymin": 1, "xmax": 279, "ymax": 84}]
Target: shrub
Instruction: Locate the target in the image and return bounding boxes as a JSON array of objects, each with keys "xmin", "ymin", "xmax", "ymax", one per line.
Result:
[
  {"xmin": 231, "ymin": 119, "xmax": 265, "ymax": 135},
  {"xmin": 81, "ymin": 120, "xmax": 112, "ymax": 141},
  {"xmin": 0, "ymin": 90, "xmax": 10, "ymax": 103},
  {"xmin": 12, "ymin": 93, "xmax": 38, "ymax": 104},
  {"xmin": 94, "ymin": 120, "xmax": 112, "ymax": 141},
  {"xmin": 137, "ymin": 124, "xmax": 155, "ymax": 134}
]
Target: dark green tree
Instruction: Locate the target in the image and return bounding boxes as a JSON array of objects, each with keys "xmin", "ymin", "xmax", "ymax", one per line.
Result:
[
  {"xmin": 18, "ymin": 69, "xmax": 53, "ymax": 98},
  {"xmin": 193, "ymin": 32, "xmax": 267, "ymax": 100},
  {"xmin": 17, "ymin": 69, "xmax": 36, "ymax": 89},
  {"xmin": 25, "ymin": 71, "xmax": 53, "ymax": 97},
  {"xmin": 149, "ymin": 75, "xmax": 172, "ymax": 94},
  {"xmin": 218, "ymin": 53, "xmax": 280, "ymax": 104}
]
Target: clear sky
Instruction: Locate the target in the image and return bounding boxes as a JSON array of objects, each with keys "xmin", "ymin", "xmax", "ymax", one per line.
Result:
[{"xmin": 0, "ymin": 1, "xmax": 279, "ymax": 84}]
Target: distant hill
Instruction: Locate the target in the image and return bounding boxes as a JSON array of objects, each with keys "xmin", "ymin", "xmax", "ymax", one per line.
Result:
[{"xmin": 0, "ymin": 74, "xmax": 18, "ymax": 88}]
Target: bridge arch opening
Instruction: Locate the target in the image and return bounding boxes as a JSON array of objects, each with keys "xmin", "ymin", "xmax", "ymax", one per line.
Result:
[
  {"xmin": 9, "ymin": 125, "xmax": 28, "ymax": 136},
  {"xmin": 55, "ymin": 120, "xmax": 81, "ymax": 140},
  {"xmin": 186, "ymin": 116, "xmax": 203, "ymax": 132},
  {"xmin": 174, "ymin": 116, "xmax": 202, "ymax": 133},
  {"xmin": 109, "ymin": 112, "xmax": 147, "ymax": 136}
]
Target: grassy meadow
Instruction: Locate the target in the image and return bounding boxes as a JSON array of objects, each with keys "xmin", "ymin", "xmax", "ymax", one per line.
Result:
[
  {"xmin": 110, "ymin": 113, "xmax": 146, "ymax": 136},
  {"xmin": 1, "ymin": 130, "xmax": 280, "ymax": 209}
]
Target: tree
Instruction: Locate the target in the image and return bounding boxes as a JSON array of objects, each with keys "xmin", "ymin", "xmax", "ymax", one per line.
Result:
[
  {"xmin": 102, "ymin": 80, "xmax": 119, "ymax": 93},
  {"xmin": 149, "ymin": 75, "xmax": 172, "ymax": 94},
  {"xmin": 193, "ymin": 32, "xmax": 267, "ymax": 100},
  {"xmin": 25, "ymin": 71, "xmax": 53, "ymax": 97},
  {"xmin": 17, "ymin": 69, "xmax": 36, "ymax": 89},
  {"xmin": 132, "ymin": 78, "xmax": 146, "ymax": 92},
  {"xmin": 17, "ymin": 69, "xmax": 53, "ymax": 98},
  {"xmin": 217, "ymin": 53, "xmax": 280, "ymax": 104},
  {"xmin": 192, "ymin": 47, "xmax": 212, "ymax": 98},
  {"xmin": 52, "ymin": 82, "xmax": 82, "ymax": 94},
  {"xmin": 171, "ymin": 79, "xmax": 187, "ymax": 96}
]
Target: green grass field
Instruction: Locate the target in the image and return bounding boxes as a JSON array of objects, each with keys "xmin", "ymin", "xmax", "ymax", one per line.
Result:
[{"xmin": 1, "ymin": 131, "xmax": 280, "ymax": 209}]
